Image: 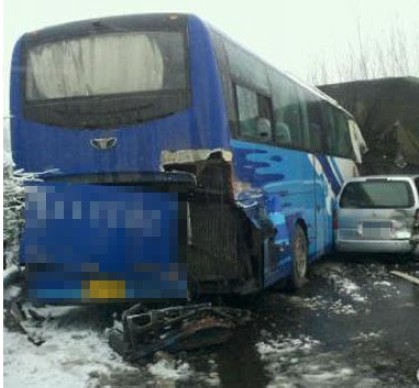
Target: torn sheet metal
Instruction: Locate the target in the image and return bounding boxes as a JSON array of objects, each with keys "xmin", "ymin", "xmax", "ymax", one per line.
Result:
[
  {"xmin": 108, "ymin": 303, "xmax": 250, "ymax": 362},
  {"xmin": 161, "ymin": 147, "xmax": 235, "ymax": 200},
  {"xmin": 160, "ymin": 148, "xmax": 232, "ymax": 168}
]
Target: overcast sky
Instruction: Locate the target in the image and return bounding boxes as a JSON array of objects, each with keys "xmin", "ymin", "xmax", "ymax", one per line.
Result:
[{"xmin": 3, "ymin": 0, "xmax": 419, "ymax": 116}]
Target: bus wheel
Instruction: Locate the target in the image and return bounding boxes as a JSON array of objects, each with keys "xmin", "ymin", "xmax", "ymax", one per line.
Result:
[{"xmin": 288, "ymin": 224, "xmax": 308, "ymax": 290}]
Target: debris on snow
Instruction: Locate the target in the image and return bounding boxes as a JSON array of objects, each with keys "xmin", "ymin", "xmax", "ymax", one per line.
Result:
[
  {"xmin": 111, "ymin": 303, "xmax": 250, "ymax": 361},
  {"xmin": 390, "ymin": 270, "xmax": 419, "ymax": 286}
]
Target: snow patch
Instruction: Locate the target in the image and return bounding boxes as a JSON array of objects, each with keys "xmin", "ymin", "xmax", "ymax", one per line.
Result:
[
  {"xmin": 329, "ymin": 274, "xmax": 367, "ymax": 303},
  {"xmin": 256, "ymin": 334, "xmax": 320, "ymax": 359},
  {"xmin": 4, "ymin": 305, "xmax": 222, "ymax": 387},
  {"xmin": 373, "ymin": 280, "xmax": 392, "ymax": 287},
  {"xmin": 286, "ymin": 295, "xmax": 357, "ymax": 315},
  {"xmin": 4, "ymin": 284, "xmax": 23, "ymax": 301},
  {"xmin": 328, "ymin": 299, "xmax": 356, "ymax": 315},
  {"xmin": 147, "ymin": 359, "xmax": 192, "ymax": 381},
  {"xmin": 3, "ymin": 306, "xmax": 137, "ymax": 388},
  {"xmin": 301, "ymin": 367, "xmax": 354, "ymax": 383},
  {"xmin": 256, "ymin": 333, "xmax": 375, "ymax": 388},
  {"xmin": 146, "ymin": 357, "xmax": 220, "ymax": 386},
  {"xmin": 3, "ymin": 264, "xmax": 20, "ymax": 282},
  {"xmin": 372, "ymin": 280, "xmax": 399, "ymax": 298},
  {"xmin": 352, "ymin": 331, "xmax": 385, "ymax": 341}
]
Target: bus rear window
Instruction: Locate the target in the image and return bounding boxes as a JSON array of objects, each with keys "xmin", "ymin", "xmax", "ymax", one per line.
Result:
[
  {"xmin": 340, "ymin": 181, "xmax": 414, "ymax": 209},
  {"xmin": 26, "ymin": 31, "xmax": 187, "ymax": 101}
]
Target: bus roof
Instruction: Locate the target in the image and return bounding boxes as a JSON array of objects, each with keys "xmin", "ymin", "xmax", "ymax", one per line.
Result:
[{"xmin": 23, "ymin": 12, "xmax": 355, "ymax": 121}]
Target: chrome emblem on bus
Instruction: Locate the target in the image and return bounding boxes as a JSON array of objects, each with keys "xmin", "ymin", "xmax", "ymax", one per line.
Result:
[{"xmin": 90, "ymin": 137, "xmax": 117, "ymax": 150}]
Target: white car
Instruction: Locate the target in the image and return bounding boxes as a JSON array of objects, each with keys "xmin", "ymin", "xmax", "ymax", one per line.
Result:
[{"xmin": 335, "ymin": 175, "xmax": 419, "ymax": 254}]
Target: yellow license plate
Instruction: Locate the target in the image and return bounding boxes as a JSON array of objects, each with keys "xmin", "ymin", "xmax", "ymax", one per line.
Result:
[{"xmin": 88, "ymin": 280, "xmax": 126, "ymax": 299}]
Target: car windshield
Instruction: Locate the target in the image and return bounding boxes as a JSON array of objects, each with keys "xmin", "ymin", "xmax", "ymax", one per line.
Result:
[{"xmin": 340, "ymin": 180, "xmax": 414, "ymax": 209}]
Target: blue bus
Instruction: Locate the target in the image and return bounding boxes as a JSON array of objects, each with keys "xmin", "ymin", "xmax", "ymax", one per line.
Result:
[{"xmin": 10, "ymin": 13, "xmax": 365, "ymax": 302}]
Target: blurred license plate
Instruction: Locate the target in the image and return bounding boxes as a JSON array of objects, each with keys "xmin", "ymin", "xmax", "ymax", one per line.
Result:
[
  {"xmin": 362, "ymin": 221, "xmax": 392, "ymax": 239},
  {"xmin": 89, "ymin": 280, "xmax": 126, "ymax": 299}
]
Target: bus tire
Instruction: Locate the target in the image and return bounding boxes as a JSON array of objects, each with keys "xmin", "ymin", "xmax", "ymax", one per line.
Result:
[{"xmin": 288, "ymin": 224, "xmax": 308, "ymax": 290}]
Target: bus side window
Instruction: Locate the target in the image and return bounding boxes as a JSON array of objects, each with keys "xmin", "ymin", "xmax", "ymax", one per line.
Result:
[
  {"xmin": 321, "ymin": 102, "xmax": 354, "ymax": 159},
  {"xmin": 333, "ymin": 111, "xmax": 353, "ymax": 158},
  {"xmin": 210, "ymin": 30, "xmax": 239, "ymax": 137},
  {"xmin": 300, "ymin": 91, "xmax": 324, "ymax": 152},
  {"xmin": 269, "ymin": 72, "xmax": 305, "ymax": 149},
  {"xmin": 320, "ymin": 102, "xmax": 336, "ymax": 155},
  {"xmin": 234, "ymin": 84, "xmax": 273, "ymax": 143}
]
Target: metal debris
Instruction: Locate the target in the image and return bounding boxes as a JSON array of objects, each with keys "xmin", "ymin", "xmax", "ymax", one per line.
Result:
[{"xmin": 108, "ymin": 303, "xmax": 251, "ymax": 362}]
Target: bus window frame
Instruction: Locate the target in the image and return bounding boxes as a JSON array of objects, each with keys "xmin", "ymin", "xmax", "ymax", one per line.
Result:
[
  {"xmin": 20, "ymin": 17, "xmax": 192, "ymax": 130},
  {"xmin": 232, "ymin": 80, "xmax": 274, "ymax": 145}
]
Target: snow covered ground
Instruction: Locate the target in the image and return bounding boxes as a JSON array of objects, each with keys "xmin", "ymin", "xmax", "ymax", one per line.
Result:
[
  {"xmin": 256, "ymin": 333, "xmax": 374, "ymax": 388},
  {"xmin": 4, "ymin": 306, "xmax": 136, "ymax": 388},
  {"xmin": 253, "ymin": 260, "xmax": 419, "ymax": 387},
  {"xmin": 3, "ymin": 305, "xmax": 219, "ymax": 388},
  {"xmin": 3, "ymin": 259, "xmax": 419, "ymax": 387}
]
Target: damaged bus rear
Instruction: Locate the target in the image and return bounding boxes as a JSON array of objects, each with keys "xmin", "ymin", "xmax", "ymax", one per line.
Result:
[{"xmin": 10, "ymin": 14, "xmax": 363, "ymax": 303}]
